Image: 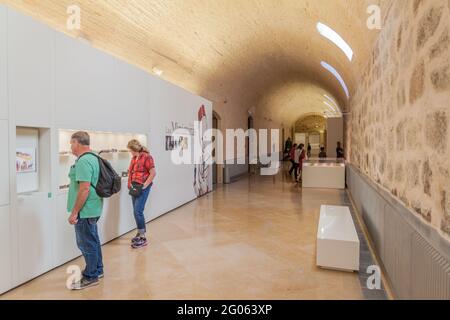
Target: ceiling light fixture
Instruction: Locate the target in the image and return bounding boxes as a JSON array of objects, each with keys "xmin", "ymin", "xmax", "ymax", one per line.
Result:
[
  {"xmin": 317, "ymin": 22, "xmax": 354, "ymax": 61},
  {"xmin": 152, "ymin": 67, "xmax": 163, "ymax": 76},
  {"xmin": 321, "ymin": 61, "xmax": 350, "ymax": 99}
]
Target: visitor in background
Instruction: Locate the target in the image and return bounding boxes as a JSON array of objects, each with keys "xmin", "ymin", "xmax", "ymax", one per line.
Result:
[
  {"xmin": 67, "ymin": 131, "xmax": 104, "ymax": 290},
  {"xmin": 319, "ymin": 146, "xmax": 327, "ymax": 158},
  {"xmin": 307, "ymin": 143, "xmax": 312, "ymax": 158},
  {"xmin": 288, "ymin": 143, "xmax": 298, "ymax": 177},
  {"xmin": 296, "ymin": 143, "xmax": 307, "ymax": 183},
  {"xmin": 336, "ymin": 141, "xmax": 345, "ymax": 158},
  {"xmin": 284, "ymin": 137, "xmax": 293, "ymax": 160},
  {"xmin": 127, "ymin": 139, "xmax": 156, "ymax": 249}
]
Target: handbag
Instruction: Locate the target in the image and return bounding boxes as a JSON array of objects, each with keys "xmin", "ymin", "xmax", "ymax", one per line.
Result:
[{"xmin": 129, "ymin": 181, "xmax": 144, "ymax": 197}]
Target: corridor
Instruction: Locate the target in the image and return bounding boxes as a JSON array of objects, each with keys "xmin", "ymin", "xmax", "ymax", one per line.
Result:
[{"xmin": 1, "ymin": 169, "xmax": 381, "ymax": 300}]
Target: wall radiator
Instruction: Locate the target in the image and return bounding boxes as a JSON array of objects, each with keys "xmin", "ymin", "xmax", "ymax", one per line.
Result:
[{"xmin": 347, "ymin": 165, "xmax": 450, "ymax": 299}]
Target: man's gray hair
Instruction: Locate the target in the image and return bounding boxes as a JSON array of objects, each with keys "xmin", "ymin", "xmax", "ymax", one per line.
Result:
[{"xmin": 71, "ymin": 131, "xmax": 90, "ymax": 146}]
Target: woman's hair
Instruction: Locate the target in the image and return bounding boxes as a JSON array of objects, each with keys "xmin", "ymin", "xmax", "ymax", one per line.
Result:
[{"xmin": 127, "ymin": 139, "xmax": 149, "ymax": 153}]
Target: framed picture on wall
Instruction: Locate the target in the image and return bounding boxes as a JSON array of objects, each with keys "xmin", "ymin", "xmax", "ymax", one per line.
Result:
[{"xmin": 16, "ymin": 148, "xmax": 36, "ymax": 173}]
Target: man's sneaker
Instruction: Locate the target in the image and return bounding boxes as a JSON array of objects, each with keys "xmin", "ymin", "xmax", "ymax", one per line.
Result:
[
  {"xmin": 131, "ymin": 237, "xmax": 148, "ymax": 249},
  {"xmin": 70, "ymin": 277, "xmax": 99, "ymax": 290}
]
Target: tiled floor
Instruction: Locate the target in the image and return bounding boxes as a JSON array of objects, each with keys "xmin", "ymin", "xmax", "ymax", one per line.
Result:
[{"xmin": 1, "ymin": 164, "xmax": 387, "ymax": 300}]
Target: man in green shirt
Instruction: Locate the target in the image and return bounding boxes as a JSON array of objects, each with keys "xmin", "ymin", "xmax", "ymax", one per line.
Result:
[{"xmin": 67, "ymin": 131, "xmax": 104, "ymax": 290}]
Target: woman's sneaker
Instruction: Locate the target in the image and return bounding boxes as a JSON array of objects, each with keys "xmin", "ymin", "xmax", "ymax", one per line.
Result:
[
  {"xmin": 131, "ymin": 237, "xmax": 148, "ymax": 249},
  {"xmin": 131, "ymin": 234, "xmax": 141, "ymax": 244}
]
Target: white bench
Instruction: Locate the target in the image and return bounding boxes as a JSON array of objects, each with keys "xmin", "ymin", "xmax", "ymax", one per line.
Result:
[{"xmin": 316, "ymin": 205, "xmax": 360, "ymax": 272}]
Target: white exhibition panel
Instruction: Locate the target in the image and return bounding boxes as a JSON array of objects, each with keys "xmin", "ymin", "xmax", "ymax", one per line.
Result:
[
  {"xmin": 0, "ymin": 205, "xmax": 12, "ymax": 294},
  {"xmin": 16, "ymin": 192, "xmax": 56, "ymax": 283},
  {"xmin": 96, "ymin": 178, "xmax": 136, "ymax": 244},
  {"xmin": 148, "ymin": 76, "xmax": 212, "ymax": 220},
  {"xmin": 316, "ymin": 205, "xmax": 360, "ymax": 272},
  {"xmin": 54, "ymin": 33, "xmax": 150, "ymax": 134},
  {"xmin": 54, "ymin": 193, "xmax": 79, "ymax": 266},
  {"xmin": 7, "ymin": 8, "xmax": 53, "ymax": 127},
  {"xmin": 117, "ymin": 181, "xmax": 141, "ymax": 236},
  {"xmin": 326, "ymin": 117, "xmax": 343, "ymax": 158},
  {"xmin": 0, "ymin": 120, "xmax": 9, "ymax": 206},
  {"xmin": 302, "ymin": 163, "xmax": 346, "ymax": 189},
  {"xmin": 0, "ymin": 5, "xmax": 7, "ymax": 120},
  {"xmin": 295, "ymin": 133, "xmax": 306, "ymax": 145}
]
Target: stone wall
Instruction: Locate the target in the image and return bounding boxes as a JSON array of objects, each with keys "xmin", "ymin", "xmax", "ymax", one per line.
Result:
[{"xmin": 347, "ymin": 0, "xmax": 450, "ymax": 240}]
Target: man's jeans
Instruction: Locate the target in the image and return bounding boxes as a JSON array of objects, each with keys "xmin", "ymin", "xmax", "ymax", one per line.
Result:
[
  {"xmin": 75, "ymin": 217, "xmax": 103, "ymax": 280},
  {"xmin": 131, "ymin": 185, "xmax": 151, "ymax": 234}
]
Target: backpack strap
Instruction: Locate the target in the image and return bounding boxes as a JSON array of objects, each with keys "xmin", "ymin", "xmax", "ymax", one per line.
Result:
[{"xmin": 77, "ymin": 152, "xmax": 99, "ymax": 189}]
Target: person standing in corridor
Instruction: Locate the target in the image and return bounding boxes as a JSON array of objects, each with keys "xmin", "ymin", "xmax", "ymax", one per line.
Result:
[
  {"xmin": 284, "ymin": 137, "xmax": 293, "ymax": 160},
  {"xmin": 288, "ymin": 143, "xmax": 298, "ymax": 177},
  {"xmin": 127, "ymin": 139, "xmax": 156, "ymax": 249},
  {"xmin": 336, "ymin": 141, "xmax": 345, "ymax": 159},
  {"xmin": 296, "ymin": 143, "xmax": 307, "ymax": 183},
  {"xmin": 67, "ymin": 131, "xmax": 104, "ymax": 290}
]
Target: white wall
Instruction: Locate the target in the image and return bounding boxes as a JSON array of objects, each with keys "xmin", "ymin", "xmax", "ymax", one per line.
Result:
[
  {"xmin": 7, "ymin": 9, "xmax": 53, "ymax": 127},
  {"xmin": 295, "ymin": 133, "xmax": 306, "ymax": 145},
  {"xmin": 0, "ymin": 120, "xmax": 9, "ymax": 205},
  {"xmin": 0, "ymin": 206, "xmax": 11, "ymax": 294},
  {"xmin": 326, "ymin": 117, "xmax": 343, "ymax": 158},
  {"xmin": 148, "ymin": 76, "xmax": 212, "ymax": 219},
  {"xmin": 0, "ymin": 5, "xmax": 7, "ymax": 120},
  {"xmin": 0, "ymin": 4, "xmax": 212, "ymax": 294},
  {"xmin": 0, "ymin": 6, "xmax": 12, "ymax": 295},
  {"xmin": 54, "ymin": 33, "xmax": 150, "ymax": 134}
]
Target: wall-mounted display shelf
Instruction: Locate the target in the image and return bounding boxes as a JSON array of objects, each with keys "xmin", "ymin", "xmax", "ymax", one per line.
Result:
[{"xmin": 58, "ymin": 129, "xmax": 147, "ymax": 191}]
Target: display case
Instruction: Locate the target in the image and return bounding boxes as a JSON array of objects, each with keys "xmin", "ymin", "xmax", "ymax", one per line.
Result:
[
  {"xmin": 302, "ymin": 158, "xmax": 345, "ymax": 189},
  {"xmin": 58, "ymin": 129, "xmax": 147, "ymax": 192},
  {"xmin": 16, "ymin": 126, "xmax": 51, "ymax": 195}
]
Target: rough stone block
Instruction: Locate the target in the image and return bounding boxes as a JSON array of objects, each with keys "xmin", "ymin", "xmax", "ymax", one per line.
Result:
[
  {"xmin": 431, "ymin": 65, "xmax": 450, "ymax": 91},
  {"xmin": 409, "ymin": 60, "xmax": 425, "ymax": 104},
  {"xmin": 425, "ymin": 111, "xmax": 447, "ymax": 152},
  {"xmin": 430, "ymin": 30, "xmax": 449, "ymax": 59},
  {"xmin": 422, "ymin": 160, "xmax": 433, "ymax": 196},
  {"xmin": 417, "ymin": 6, "xmax": 444, "ymax": 49}
]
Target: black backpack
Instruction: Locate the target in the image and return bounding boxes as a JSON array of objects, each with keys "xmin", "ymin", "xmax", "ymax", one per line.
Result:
[{"xmin": 78, "ymin": 152, "xmax": 122, "ymax": 198}]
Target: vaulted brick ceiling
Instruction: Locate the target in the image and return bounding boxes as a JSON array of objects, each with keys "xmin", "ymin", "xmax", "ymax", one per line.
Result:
[{"xmin": 3, "ymin": 0, "xmax": 392, "ymax": 126}]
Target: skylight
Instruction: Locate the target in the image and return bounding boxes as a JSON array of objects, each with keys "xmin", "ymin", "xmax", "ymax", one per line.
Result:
[
  {"xmin": 324, "ymin": 94, "xmax": 338, "ymax": 107},
  {"xmin": 317, "ymin": 22, "xmax": 353, "ymax": 61},
  {"xmin": 323, "ymin": 94, "xmax": 342, "ymax": 113},
  {"xmin": 323, "ymin": 100, "xmax": 337, "ymax": 113},
  {"xmin": 321, "ymin": 61, "xmax": 350, "ymax": 99}
]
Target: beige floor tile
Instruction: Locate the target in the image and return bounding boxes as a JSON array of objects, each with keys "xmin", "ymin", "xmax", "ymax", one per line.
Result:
[{"xmin": 1, "ymin": 170, "xmax": 364, "ymax": 300}]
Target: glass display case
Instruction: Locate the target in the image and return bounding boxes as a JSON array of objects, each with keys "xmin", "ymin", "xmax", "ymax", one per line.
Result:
[
  {"xmin": 302, "ymin": 158, "xmax": 346, "ymax": 189},
  {"xmin": 58, "ymin": 129, "xmax": 147, "ymax": 192},
  {"xmin": 302, "ymin": 157, "xmax": 346, "ymax": 167},
  {"xmin": 16, "ymin": 126, "xmax": 51, "ymax": 195}
]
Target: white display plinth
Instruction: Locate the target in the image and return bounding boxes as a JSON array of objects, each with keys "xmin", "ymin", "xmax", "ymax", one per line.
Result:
[
  {"xmin": 316, "ymin": 205, "xmax": 360, "ymax": 272},
  {"xmin": 302, "ymin": 160, "xmax": 345, "ymax": 189}
]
